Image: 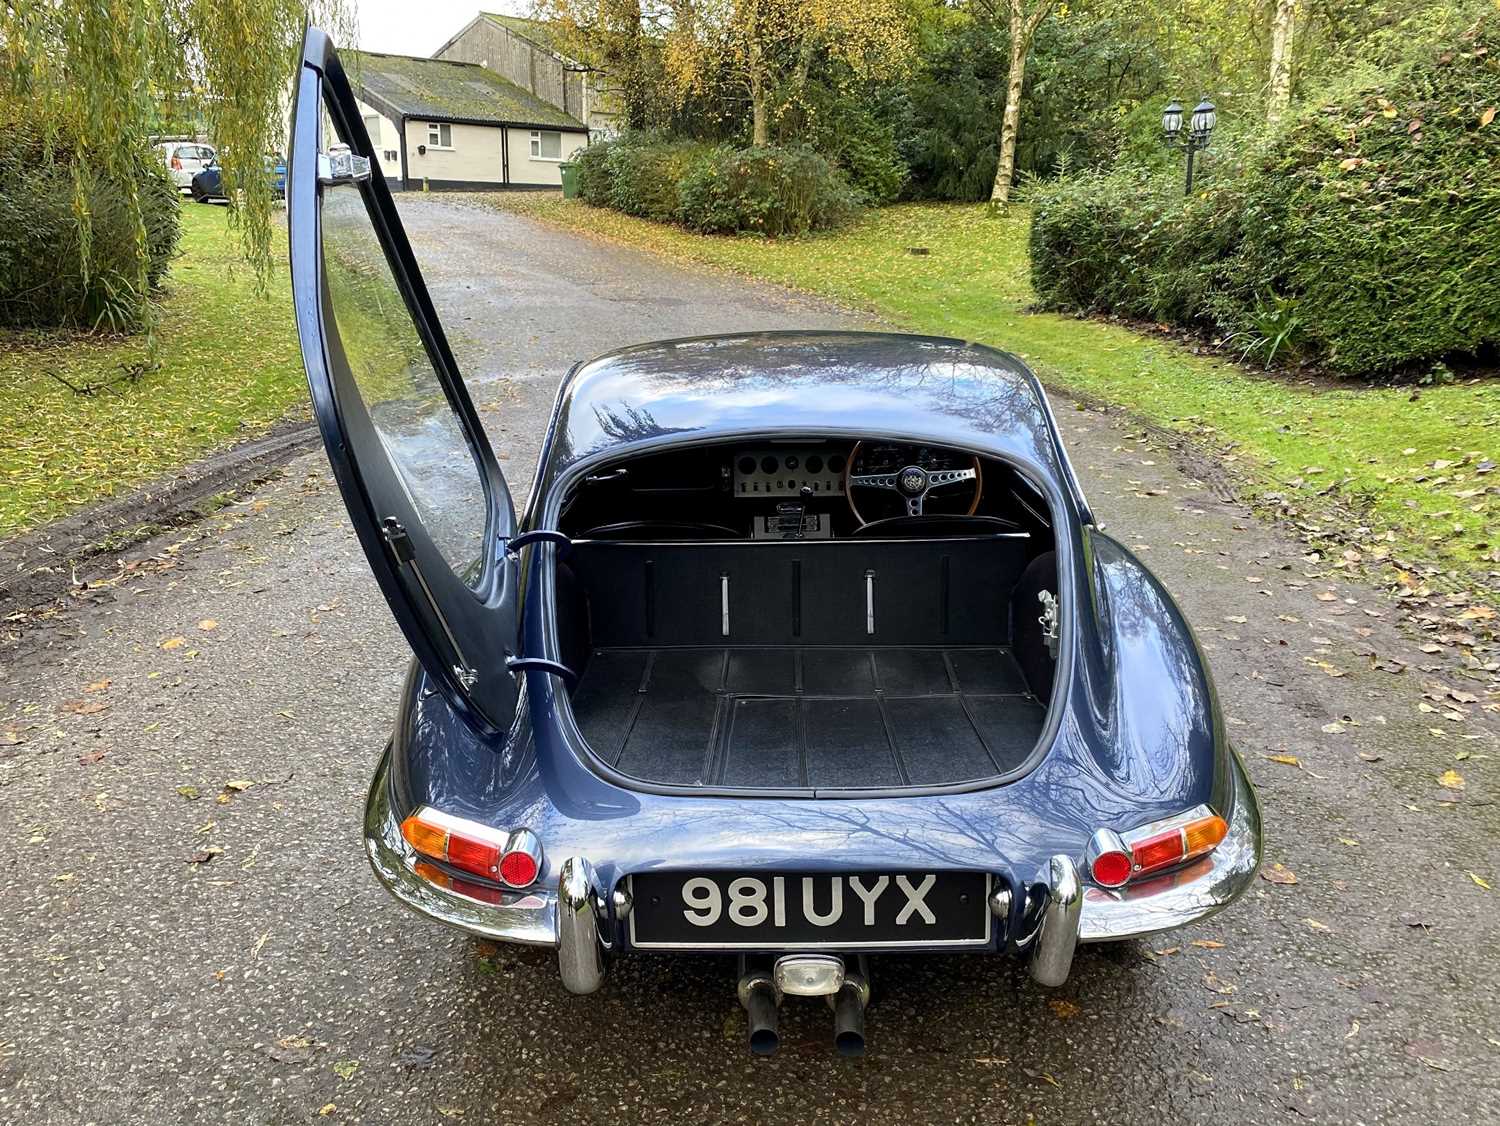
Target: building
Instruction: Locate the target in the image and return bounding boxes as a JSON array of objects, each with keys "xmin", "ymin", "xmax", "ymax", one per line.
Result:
[
  {"xmin": 433, "ymin": 12, "xmax": 621, "ymax": 139},
  {"xmin": 347, "ymin": 50, "xmax": 589, "ymax": 191}
]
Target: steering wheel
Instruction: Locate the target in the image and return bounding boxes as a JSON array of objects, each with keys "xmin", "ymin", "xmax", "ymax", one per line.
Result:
[{"xmin": 844, "ymin": 441, "xmax": 983, "ymax": 525}]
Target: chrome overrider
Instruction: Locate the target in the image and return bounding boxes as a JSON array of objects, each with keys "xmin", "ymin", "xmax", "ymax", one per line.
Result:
[{"xmin": 364, "ymin": 749, "xmax": 1261, "ymax": 992}]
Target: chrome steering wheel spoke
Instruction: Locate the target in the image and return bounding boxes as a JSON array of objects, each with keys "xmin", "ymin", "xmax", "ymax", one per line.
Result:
[
  {"xmin": 906, "ymin": 493, "xmax": 925, "ymax": 516},
  {"xmin": 848, "ymin": 473, "xmax": 900, "ymax": 492},
  {"xmin": 927, "ymin": 467, "xmax": 978, "ymax": 489}
]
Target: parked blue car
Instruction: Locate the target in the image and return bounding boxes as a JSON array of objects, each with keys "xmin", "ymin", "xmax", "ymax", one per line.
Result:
[
  {"xmin": 288, "ymin": 28, "xmax": 1262, "ymax": 1057},
  {"xmin": 189, "ymin": 153, "xmax": 286, "ymax": 203}
]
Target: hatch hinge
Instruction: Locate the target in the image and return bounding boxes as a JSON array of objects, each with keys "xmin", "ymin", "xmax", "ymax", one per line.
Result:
[
  {"xmin": 318, "ymin": 146, "xmax": 372, "ymax": 186},
  {"xmin": 505, "ymin": 529, "xmax": 573, "ymax": 558},
  {"xmin": 1038, "ymin": 590, "xmax": 1059, "ymax": 661},
  {"xmin": 506, "ymin": 657, "xmax": 578, "ymax": 688},
  {"xmin": 382, "ymin": 517, "xmax": 479, "ymax": 691}
]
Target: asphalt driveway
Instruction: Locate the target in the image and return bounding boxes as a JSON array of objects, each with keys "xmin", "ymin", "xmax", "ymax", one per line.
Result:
[{"xmin": 1, "ymin": 195, "xmax": 1495, "ymax": 1125}]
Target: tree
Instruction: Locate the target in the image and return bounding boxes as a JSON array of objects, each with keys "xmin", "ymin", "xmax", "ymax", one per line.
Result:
[
  {"xmin": 1267, "ymin": 0, "xmax": 1298, "ymax": 122},
  {"xmin": 0, "ymin": 0, "xmax": 351, "ymax": 328},
  {"xmin": 981, "ymin": 0, "xmax": 1059, "ymax": 204},
  {"xmin": 539, "ymin": 0, "xmax": 915, "ymax": 146}
]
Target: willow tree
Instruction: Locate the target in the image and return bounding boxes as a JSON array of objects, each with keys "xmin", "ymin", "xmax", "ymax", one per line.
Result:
[{"xmin": 0, "ymin": 0, "xmax": 351, "ymax": 330}]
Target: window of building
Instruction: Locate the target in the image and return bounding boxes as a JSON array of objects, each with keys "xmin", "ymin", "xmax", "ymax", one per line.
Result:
[
  {"xmin": 426, "ymin": 122, "xmax": 452, "ymax": 148},
  {"xmin": 530, "ymin": 130, "xmax": 562, "ymax": 160},
  {"xmin": 363, "ymin": 114, "xmax": 381, "ymax": 142}
]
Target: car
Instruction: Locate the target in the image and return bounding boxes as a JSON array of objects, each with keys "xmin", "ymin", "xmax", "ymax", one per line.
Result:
[
  {"xmin": 287, "ymin": 28, "xmax": 1263, "ymax": 1058},
  {"xmin": 157, "ymin": 140, "xmax": 216, "ymax": 193},
  {"xmin": 189, "ymin": 154, "xmax": 287, "ymax": 203}
]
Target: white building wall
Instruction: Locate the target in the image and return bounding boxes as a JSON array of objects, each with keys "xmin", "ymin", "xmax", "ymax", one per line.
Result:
[
  {"xmin": 504, "ymin": 127, "xmax": 588, "ymax": 187},
  {"xmin": 356, "ymin": 98, "xmax": 404, "ymax": 182}
]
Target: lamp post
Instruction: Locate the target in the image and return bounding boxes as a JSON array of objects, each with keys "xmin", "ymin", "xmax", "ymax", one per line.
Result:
[{"xmin": 1162, "ymin": 98, "xmax": 1216, "ymax": 195}]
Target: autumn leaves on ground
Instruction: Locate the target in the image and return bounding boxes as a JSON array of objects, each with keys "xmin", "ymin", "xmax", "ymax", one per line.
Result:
[{"xmin": 480, "ymin": 192, "xmax": 1500, "ymax": 644}]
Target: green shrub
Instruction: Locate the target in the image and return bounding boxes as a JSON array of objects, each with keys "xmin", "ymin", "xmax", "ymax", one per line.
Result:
[
  {"xmin": 0, "ymin": 111, "xmax": 180, "ymax": 331},
  {"xmin": 575, "ymin": 133, "xmax": 862, "ymax": 236},
  {"xmin": 571, "ymin": 138, "xmax": 617, "ymax": 206},
  {"xmin": 603, "ymin": 136, "xmax": 709, "ymax": 222},
  {"xmin": 1030, "ymin": 16, "xmax": 1500, "ymax": 377},
  {"xmin": 677, "ymin": 145, "xmax": 861, "ymax": 236}
]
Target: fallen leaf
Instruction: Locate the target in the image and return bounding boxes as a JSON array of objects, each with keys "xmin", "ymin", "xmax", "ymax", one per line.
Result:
[
  {"xmin": 60, "ymin": 699, "xmax": 110, "ymax": 716},
  {"xmin": 224, "ymin": 779, "xmax": 254, "ymax": 792},
  {"xmin": 1321, "ymin": 721, "xmax": 1346, "ymax": 734},
  {"xmin": 1203, "ymin": 972, "xmax": 1237, "ymax": 995},
  {"xmin": 1439, "ymin": 769, "xmax": 1465, "ymax": 791},
  {"xmin": 1048, "ymin": 998, "xmax": 1080, "ymax": 1019},
  {"xmin": 1468, "ymin": 871, "xmax": 1492, "ymax": 891},
  {"xmin": 1316, "ymin": 591, "xmax": 1339, "ymax": 602},
  {"xmin": 1224, "ymin": 615, "xmax": 1248, "ymax": 624},
  {"xmin": 197, "ymin": 619, "xmax": 219, "ymax": 632},
  {"xmin": 332, "ymin": 1060, "xmax": 359, "ymax": 1081},
  {"xmin": 77, "ymin": 750, "xmax": 107, "ymax": 766},
  {"xmin": 1262, "ymin": 863, "xmax": 1298, "ymax": 885},
  {"xmin": 160, "ymin": 637, "xmax": 186, "ymax": 650},
  {"xmin": 187, "ymin": 846, "xmax": 224, "ymax": 865},
  {"xmin": 1190, "ymin": 939, "xmax": 1226, "ymax": 949},
  {"xmin": 83, "ymin": 679, "xmax": 111, "ymax": 693},
  {"xmin": 1481, "ymin": 106, "xmax": 1496, "ymax": 128},
  {"xmin": 1021, "ymin": 1067, "xmax": 1060, "ymax": 1087},
  {"xmin": 318, "ymin": 1105, "xmax": 336, "ymax": 1118},
  {"xmin": 1268, "ymin": 754, "xmax": 1301, "ymax": 767},
  {"xmin": 1304, "ymin": 918, "xmax": 1331, "ymax": 931},
  {"xmin": 176, "ymin": 785, "xmax": 199, "ymax": 800}
]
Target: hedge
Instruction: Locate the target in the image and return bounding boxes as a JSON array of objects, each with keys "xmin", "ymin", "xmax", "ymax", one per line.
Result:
[
  {"xmin": 0, "ymin": 112, "xmax": 181, "ymax": 331},
  {"xmin": 1029, "ymin": 17, "xmax": 1500, "ymax": 377},
  {"xmin": 571, "ymin": 135, "xmax": 861, "ymax": 236}
]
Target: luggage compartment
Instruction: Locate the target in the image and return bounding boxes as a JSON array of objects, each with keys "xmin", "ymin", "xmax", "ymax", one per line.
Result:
[{"xmin": 563, "ymin": 537, "xmax": 1055, "ymax": 792}]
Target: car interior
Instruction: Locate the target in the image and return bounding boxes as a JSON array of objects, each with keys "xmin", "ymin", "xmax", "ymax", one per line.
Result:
[{"xmin": 553, "ymin": 438, "xmax": 1061, "ymax": 793}]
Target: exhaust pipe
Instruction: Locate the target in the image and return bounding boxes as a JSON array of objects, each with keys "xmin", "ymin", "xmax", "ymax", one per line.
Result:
[
  {"xmin": 737, "ymin": 969, "xmax": 780, "ymax": 1056},
  {"xmin": 829, "ymin": 970, "xmax": 870, "ymax": 1058}
]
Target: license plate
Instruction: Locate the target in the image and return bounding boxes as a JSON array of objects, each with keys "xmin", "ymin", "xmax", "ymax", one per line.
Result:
[{"xmin": 626, "ymin": 871, "xmax": 992, "ymax": 950}]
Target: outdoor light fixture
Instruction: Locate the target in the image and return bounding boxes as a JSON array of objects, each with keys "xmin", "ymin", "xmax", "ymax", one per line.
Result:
[{"xmin": 1161, "ymin": 97, "xmax": 1217, "ymax": 194}]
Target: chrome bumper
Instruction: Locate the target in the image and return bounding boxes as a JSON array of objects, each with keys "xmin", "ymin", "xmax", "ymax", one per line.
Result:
[{"xmin": 366, "ymin": 746, "xmax": 1260, "ymax": 993}]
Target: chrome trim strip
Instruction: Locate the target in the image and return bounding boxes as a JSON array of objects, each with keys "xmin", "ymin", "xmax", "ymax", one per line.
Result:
[
  {"xmin": 864, "ymin": 570, "xmax": 875, "ymax": 635},
  {"xmin": 1028, "ymin": 855, "xmax": 1082, "ymax": 986},
  {"xmin": 364, "ymin": 747, "xmax": 557, "ymax": 947},
  {"xmin": 1079, "ymin": 751, "xmax": 1262, "ymax": 942},
  {"xmin": 720, "ymin": 572, "xmax": 730, "ymax": 637},
  {"xmin": 567, "ymin": 534, "xmax": 1033, "ymax": 547},
  {"xmin": 557, "ymin": 857, "xmax": 607, "ymax": 994},
  {"xmin": 623, "ymin": 873, "xmax": 993, "ymax": 951}
]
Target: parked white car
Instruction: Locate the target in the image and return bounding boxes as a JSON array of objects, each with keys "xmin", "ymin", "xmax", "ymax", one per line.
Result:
[{"xmin": 157, "ymin": 141, "xmax": 217, "ymax": 193}]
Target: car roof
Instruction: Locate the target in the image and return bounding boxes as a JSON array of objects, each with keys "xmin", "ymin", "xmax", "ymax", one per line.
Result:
[{"xmin": 540, "ymin": 331, "xmax": 1077, "ymax": 503}]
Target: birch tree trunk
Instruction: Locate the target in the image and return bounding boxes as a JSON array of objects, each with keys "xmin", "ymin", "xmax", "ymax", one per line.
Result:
[
  {"xmin": 1267, "ymin": 0, "xmax": 1297, "ymax": 123},
  {"xmin": 989, "ymin": 0, "xmax": 1055, "ymax": 205},
  {"xmin": 747, "ymin": 9, "xmax": 769, "ymax": 145}
]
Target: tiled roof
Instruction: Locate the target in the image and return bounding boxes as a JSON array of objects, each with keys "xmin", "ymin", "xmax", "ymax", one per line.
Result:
[{"xmin": 346, "ymin": 50, "xmax": 584, "ymax": 130}]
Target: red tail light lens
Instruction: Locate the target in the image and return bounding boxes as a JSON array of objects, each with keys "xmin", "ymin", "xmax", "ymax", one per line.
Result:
[
  {"xmin": 171, "ymin": 156, "xmax": 182, "ymax": 170},
  {"xmin": 1090, "ymin": 849, "xmax": 1133, "ymax": 887},
  {"xmin": 497, "ymin": 828, "xmax": 543, "ymax": 889}
]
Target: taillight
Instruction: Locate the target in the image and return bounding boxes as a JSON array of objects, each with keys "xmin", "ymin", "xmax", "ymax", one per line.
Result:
[
  {"xmin": 400, "ymin": 807, "xmax": 544, "ymax": 889},
  {"xmin": 1087, "ymin": 807, "xmax": 1228, "ymax": 887},
  {"xmin": 171, "ymin": 156, "xmax": 182, "ymax": 170},
  {"xmin": 1085, "ymin": 829, "xmax": 1132, "ymax": 888}
]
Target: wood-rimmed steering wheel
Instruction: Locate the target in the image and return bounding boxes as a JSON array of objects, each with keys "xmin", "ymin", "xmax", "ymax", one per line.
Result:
[{"xmin": 843, "ymin": 441, "xmax": 983, "ymax": 526}]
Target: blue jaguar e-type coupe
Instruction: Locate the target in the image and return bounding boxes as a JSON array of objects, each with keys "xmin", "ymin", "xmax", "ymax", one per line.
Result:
[{"xmin": 288, "ymin": 29, "xmax": 1261, "ymax": 1056}]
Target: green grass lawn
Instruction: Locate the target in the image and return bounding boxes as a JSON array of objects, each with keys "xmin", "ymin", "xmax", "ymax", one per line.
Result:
[
  {"xmin": 484, "ymin": 194, "xmax": 1499, "ymax": 599},
  {"xmin": 0, "ymin": 204, "xmax": 307, "ymax": 539}
]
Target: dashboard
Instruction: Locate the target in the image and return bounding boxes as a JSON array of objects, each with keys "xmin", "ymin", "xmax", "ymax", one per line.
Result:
[{"xmin": 561, "ymin": 439, "xmax": 1039, "ymax": 542}]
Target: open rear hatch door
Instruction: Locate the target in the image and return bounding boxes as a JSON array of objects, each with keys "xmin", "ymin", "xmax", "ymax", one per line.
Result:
[{"xmin": 287, "ymin": 29, "xmax": 521, "ymax": 736}]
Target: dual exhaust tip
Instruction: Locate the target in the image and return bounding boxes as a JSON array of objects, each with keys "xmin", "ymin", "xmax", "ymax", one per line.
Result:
[{"xmin": 739, "ymin": 954, "xmax": 868, "ymax": 1058}]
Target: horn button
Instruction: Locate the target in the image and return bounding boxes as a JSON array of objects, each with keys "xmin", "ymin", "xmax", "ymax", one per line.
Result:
[{"xmin": 897, "ymin": 465, "xmax": 928, "ymax": 497}]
